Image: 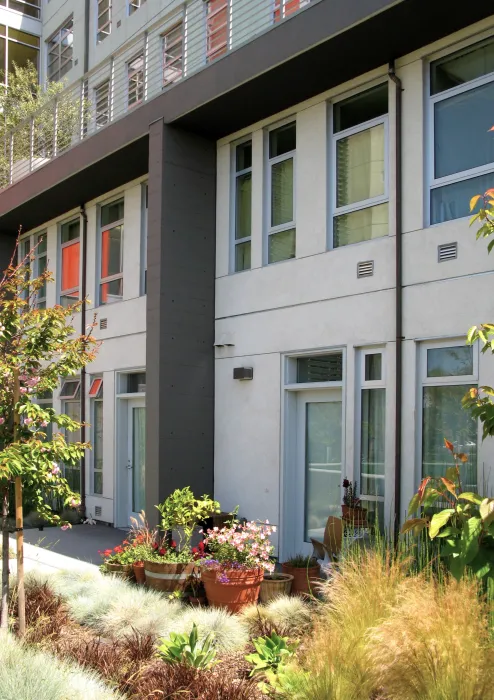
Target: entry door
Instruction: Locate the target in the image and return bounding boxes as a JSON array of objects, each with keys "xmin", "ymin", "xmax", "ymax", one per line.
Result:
[
  {"xmin": 296, "ymin": 390, "xmax": 343, "ymax": 555},
  {"xmin": 127, "ymin": 399, "xmax": 146, "ymax": 521}
]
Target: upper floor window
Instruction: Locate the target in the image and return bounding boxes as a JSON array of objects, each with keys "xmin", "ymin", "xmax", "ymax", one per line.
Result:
[
  {"xmin": 34, "ymin": 233, "xmax": 47, "ymax": 308},
  {"xmin": 128, "ymin": 0, "xmax": 145, "ymax": 15},
  {"xmin": 127, "ymin": 53, "xmax": 144, "ymax": 108},
  {"xmin": 332, "ymin": 84, "xmax": 388, "ymax": 248},
  {"xmin": 47, "ymin": 18, "xmax": 73, "ymax": 82},
  {"xmin": 206, "ymin": 0, "xmax": 229, "ymax": 63},
  {"xmin": 162, "ymin": 23, "xmax": 183, "ymax": 87},
  {"xmin": 267, "ymin": 121, "xmax": 296, "ymax": 264},
  {"xmin": 273, "ymin": 0, "xmax": 310, "ymax": 22},
  {"xmin": 60, "ymin": 218, "xmax": 80, "ymax": 307},
  {"xmin": 95, "ymin": 79, "xmax": 110, "ymax": 127},
  {"xmin": 0, "ymin": 0, "xmax": 41, "ymax": 19},
  {"xmin": 429, "ymin": 38, "xmax": 494, "ymax": 225},
  {"xmin": 0, "ymin": 25, "xmax": 40, "ymax": 86},
  {"xmin": 232, "ymin": 139, "xmax": 252, "ymax": 272},
  {"xmin": 99, "ymin": 198, "xmax": 124, "ymax": 305},
  {"xmin": 97, "ymin": 0, "xmax": 111, "ymax": 43}
]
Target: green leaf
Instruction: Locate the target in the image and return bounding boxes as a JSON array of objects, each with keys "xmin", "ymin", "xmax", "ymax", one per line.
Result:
[
  {"xmin": 480, "ymin": 498, "xmax": 494, "ymax": 526},
  {"xmin": 429, "ymin": 509, "xmax": 455, "ymax": 539},
  {"xmin": 458, "ymin": 492, "xmax": 483, "ymax": 505},
  {"xmin": 435, "ymin": 526, "xmax": 461, "ymax": 538},
  {"xmin": 408, "ymin": 493, "xmax": 421, "ymax": 515},
  {"xmin": 401, "ymin": 518, "xmax": 428, "ymax": 536},
  {"xmin": 448, "ymin": 554, "xmax": 466, "ymax": 581},
  {"xmin": 462, "ymin": 517, "xmax": 482, "ymax": 564}
]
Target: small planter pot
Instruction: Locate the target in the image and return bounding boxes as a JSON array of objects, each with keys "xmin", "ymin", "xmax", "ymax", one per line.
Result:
[
  {"xmin": 133, "ymin": 562, "xmax": 146, "ymax": 585},
  {"xmin": 260, "ymin": 573, "xmax": 294, "ymax": 603},
  {"xmin": 201, "ymin": 567, "xmax": 264, "ymax": 613},
  {"xmin": 144, "ymin": 561, "xmax": 194, "ymax": 593},
  {"xmin": 106, "ymin": 563, "xmax": 134, "ymax": 581},
  {"xmin": 341, "ymin": 505, "xmax": 368, "ymax": 525},
  {"xmin": 281, "ymin": 563, "xmax": 321, "ymax": 597}
]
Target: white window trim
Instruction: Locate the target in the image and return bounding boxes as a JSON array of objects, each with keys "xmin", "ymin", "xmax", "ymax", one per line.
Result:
[
  {"xmin": 98, "ymin": 199, "xmax": 124, "ymax": 306},
  {"xmin": 19, "ymin": 231, "xmax": 47, "ymax": 308},
  {"xmin": 59, "ymin": 378, "xmax": 81, "ymax": 400},
  {"xmin": 94, "ymin": 79, "xmax": 110, "ymax": 128},
  {"xmin": 97, "ymin": 0, "xmax": 112, "ymax": 43},
  {"xmin": 330, "ymin": 110, "xmax": 389, "ymax": 248},
  {"xmin": 4, "ymin": 0, "xmax": 41, "ymax": 19},
  {"xmin": 162, "ymin": 21, "xmax": 185, "ymax": 88},
  {"xmin": 284, "ymin": 348, "xmax": 345, "ymax": 390},
  {"xmin": 127, "ymin": 53, "xmax": 144, "ymax": 109},
  {"xmin": 128, "ymin": 0, "xmax": 145, "ymax": 15},
  {"xmin": 34, "ymin": 232, "xmax": 47, "ymax": 307},
  {"xmin": 47, "ymin": 16, "xmax": 74, "ymax": 83},
  {"xmin": 204, "ymin": 0, "xmax": 231, "ymax": 64},
  {"xmin": 265, "ymin": 119, "xmax": 297, "ymax": 265},
  {"xmin": 272, "ymin": 0, "xmax": 311, "ymax": 23},
  {"xmin": 230, "ymin": 136, "xmax": 252, "ymax": 273},
  {"xmin": 59, "ymin": 217, "xmax": 80, "ymax": 305}
]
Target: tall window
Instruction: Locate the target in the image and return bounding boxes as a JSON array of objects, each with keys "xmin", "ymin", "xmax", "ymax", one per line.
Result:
[
  {"xmin": 206, "ymin": 0, "xmax": 229, "ymax": 63},
  {"xmin": 332, "ymin": 84, "xmax": 388, "ymax": 248},
  {"xmin": 162, "ymin": 23, "xmax": 183, "ymax": 87},
  {"xmin": 128, "ymin": 0, "xmax": 145, "ymax": 15},
  {"xmin": 273, "ymin": 0, "xmax": 310, "ymax": 22},
  {"xmin": 19, "ymin": 237, "xmax": 31, "ymax": 303},
  {"xmin": 429, "ymin": 38, "xmax": 494, "ymax": 224},
  {"xmin": 267, "ymin": 121, "xmax": 296, "ymax": 264},
  {"xmin": 358, "ymin": 350, "xmax": 385, "ymax": 526},
  {"xmin": 141, "ymin": 182, "xmax": 148, "ymax": 295},
  {"xmin": 100, "ymin": 198, "xmax": 124, "ymax": 305},
  {"xmin": 95, "ymin": 80, "xmax": 110, "ymax": 127},
  {"xmin": 60, "ymin": 378, "xmax": 81, "ymax": 493},
  {"xmin": 127, "ymin": 54, "xmax": 144, "ymax": 108},
  {"xmin": 35, "ymin": 233, "xmax": 47, "ymax": 309},
  {"xmin": 60, "ymin": 218, "xmax": 80, "ymax": 307},
  {"xmin": 47, "ymin": 18, "xmax": 73, "ymax": 82},
  {"xmin": 89, "ymin": 377, "xmax": 103, "ymax": 495},
  {"xmin": 0, "ymin": 25, "xmax": 40, "ymax": 86},
  {"xmin": 421, "ymin": 343, "xmax": 478, "ymax": 492},
  {"xmin": 0, "ymin": 0, "xmax": 40, "ymax": 19},
  {"xmin": 97, "ymin": 0, "xmax": 111, "ymax": 43},
  {"xmin": 233, "ymin": 139, "xmax": 252, "ymax": 272}
]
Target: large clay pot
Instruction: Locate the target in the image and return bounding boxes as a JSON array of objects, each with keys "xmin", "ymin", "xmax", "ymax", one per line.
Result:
[
  {"xmin": 281, "ymin": 562, "xmax": 321, "ymax": 597},
  {"xmin": 341, "ymin": 505, "xmax": 368, "ymax": 525},
  {"xmin": 144, "ymin": 561, "xmax": 194, "ymax": 592},
  {"xmin": 201, "ymin": 567, "xmax": 263, "ymax": 613},
  {"xmin": 133, "ymin": 561, "xmax": 146, "ymax": 585},
  {"xmin": 260, "ymin": 573, "xmax": 294, "ymax": 603},
  {"xmin": 106, "ymin": 563, "xmax": 134, "ymax": 580}
]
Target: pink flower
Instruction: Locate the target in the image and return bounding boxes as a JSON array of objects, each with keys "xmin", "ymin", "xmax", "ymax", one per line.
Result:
[
  {"xmin": 61, "ymin": 524, "xmax": 71, "ymax": 531},
  {"xmin": 23, "ymin": 417, "xmax": 33, "ymax": 426},
  {"xmin": 19, "ymin": 387, "xmax": 27, "ymax": 394},
  {"xmin": 51, "ymin": 464, "xmax": 60, "ymax": 475},
  {"xmin": 0, "ymin": 417, "xmax": 4, "ymax": 425},
  {"xmin": 70, "ymin": 498, "xmax": 80, "ymax": 508},
  {"xmin": 40, "ymin": 420, "xmax": 48, "ymax": 428}
]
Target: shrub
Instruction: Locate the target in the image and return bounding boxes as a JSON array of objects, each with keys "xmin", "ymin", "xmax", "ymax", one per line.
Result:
[
  {"xmin": 158, "ymin": 623, "xmax": 217, "ymax": 669},
  {"xmin": 369, "ymin": 576, "xmax": 494, "ymax": 700},
  {"xmin": 164, "ymin": 606, "xmax": 249, "ymax": 653},
  {"xmin": 24, "ymin": 583, "xmax": 69, "ymax": 644},
  {"xmin": 241, "ymin": 596, "xmax": 313, "ymax": 637},
  {"xmin": 246, "ymin": 631, "xmax": 298, "ymax": 692}
]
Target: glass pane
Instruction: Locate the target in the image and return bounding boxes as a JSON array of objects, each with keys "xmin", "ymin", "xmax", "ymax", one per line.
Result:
[
  {"xmin": 7, "ymin": 40, "xmax": 38, "ymax": 76},
  {"xmin": 235, "ymin": 172, "xmax": 251, "ymax": 239},
  {"xmin": 8, "ymin": 28, "xmax": 40, "ymax": 47},
  {"xmin": 100, "ymin": 278, "xmax": 123, "ymax": 305},
  {"xmin": 334, "ymin": 202, "xmax": 388, "ymax": 247},
  {"xmin": 334, "ymin": 83, "xmax": 388, "ymax": 133},
  {"xmin": 93, "ymin": 400, "xmax": 103, "ymax": 494},
  {"xmin": 61, "ymin": 241, "xmax": 80, "ymax": 293},
  {"xmin": 235, "ymin": 241, "xmax": 251, "ymax": 272},
  {"xmin": 9, "ymin": 0, "xmax": 40, "ymax": 19},
  {"xmin": 61, "ymin": 219, "xmax": 80, "ymax": 243},
  {"xmin": 101, "ymin": 199, "xmax": 124, "ymax": 226},
  {"xmin": 37, "ymin": 234, "xmax": 47, "ymax": 254},
  {"xmin": 101, "ymin": 225, "xmax": 122, "ymax": 277},
  {"xmin": 427, "ymin": 346, "xmax": 473, "ymax": 377},
  {"xmin": 422, "ymin": 385, "xmax": 477, "ymax": 491},
  {"xmin": 60, "ymin": 291, "xmax": 79, "ymax": 307},
  {"xmin": 127, "ymin": 372, "xmax": 146, "ymax": 393},
  {"xmin": 132, "ymin": 407, "xmax": 146, "ymax": 513},
  {"xmin": 37, "ymin": 252, "xmax": 47, "ymax": 299},
  {"xmin": 360, "ymin": 388, "xmax": 385, "ymax": 497},
  {"xmin": 271, "ymin": 158, "xmax": 293, "ymax": 226},
  {"xmin": 434, "ymin": 82, "xmax": 494, "ymax": 179},
  {"xmin": 431, "ymin": 39, "xmax": 494, "ymax": 95},
  {"xmin": 430, "ymin": 172, "xmax": 494, "ymax": 225},
  {"xmin": 64, "ymin": 466, "xmax": 80, "ymax": 493},
  {"xmin": 64, "ymin": 400, "xmax": 81, "ymax": 442},
  {"xmin": 305, "ymin": 401, "xmax": 342, "ymax": 541},
  {"xmin": 337, "ymin": 123, "xmax": 385, "ymax": 207},
  {"xmin": 94, "ymin": 471, "xmax": 103, "ymax": 495},
  {"xmin": 236, "ymin": 141, "xmax": 252, "ymax": 171},
  {"xmin": 365, "ymin": 353, "xmax": 382, "ymax": 381},
  {"xmin": 269, "ymin": 122, "xmax": 296, "ymax": 158},
  {"xmin": 297, "ymin": 354, "xmax": 343, "ymax": 383},
  {"xmin": 268, "ymin": 228, "xmax": 295, "ymax": 263}
]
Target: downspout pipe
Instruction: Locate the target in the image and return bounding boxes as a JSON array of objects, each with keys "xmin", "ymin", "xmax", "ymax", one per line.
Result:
[
  {"xmin": 84, "ymin": 0, "xmax": 90, "ymax": 75},
  {"xmin": 80, "ymin": 205, "xmax": 88, "ymax": 518},
  {"xmin": 388, "ymin": 61, "xmax": 403, "ymax": 537}
]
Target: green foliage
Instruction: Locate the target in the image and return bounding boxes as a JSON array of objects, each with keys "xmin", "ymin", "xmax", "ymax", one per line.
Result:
[
  {"xmin": 246, "ymin": 631, "xmax": 298, "ymax": 693},
  {"xmin": 165, "ymin": 606, "xmax": 249, "ymax": 653},
  {"xmin": 157, "ymin": 623, "xmax": 217, "ymax": 669},
  {"xmin": 402, "ymin": 440, "xmax": 494, "ymax": 582},
  {"xmin": 156, "ymin": 487, "xmax": 220, "ymax": 550},
  {"xmin": 283, "ymin": 553, "xmax": 318, "ymax": 567}
]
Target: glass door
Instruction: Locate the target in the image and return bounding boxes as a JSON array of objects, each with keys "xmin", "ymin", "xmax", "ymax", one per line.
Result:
[
  {"xmin": 296, "ymin": 390, "xmax": 343, "ymax": 554},
  {"xmin": 127, "ymin": 399, "xmax": 146, "ymax": 521}
]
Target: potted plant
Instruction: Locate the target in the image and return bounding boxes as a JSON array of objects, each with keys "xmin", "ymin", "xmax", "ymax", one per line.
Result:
[
  {"xmin": 200, "ymin": 519, "xmax": 276, "ymax": 613},
  {"xmin": 184, "ymin": 568, "xmax": 207, "ymax": 606},
  {"xmin": 128, "ymin": 511, "xmax": 156, "ymax": 584},
  {"xmin": 260, "ymin": 571, "xmax": 294, "ymax": 603},
  {"xmin": 281, "ymin": 554, "xmax": 321, "ymax": 597},
  {"xmin": 341, "ymin": 479, "xmax": 367, "ymax": 524},
  {"xmin": 98, "ymin": 544, "xmax": 135, "ymax": 580}
]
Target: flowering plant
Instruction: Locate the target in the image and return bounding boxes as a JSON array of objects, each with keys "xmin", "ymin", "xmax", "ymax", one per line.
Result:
[
  {"xmin": 342, "ymin": 478, "xmax": 361, "ymax": 508},
  {"xmin": 98, "ymin": 542, "xmax": 136, "ymax": 566},
  {"xmin": 144, "ymin": 537, "xmax": 192, "ymax": 564},
  {"xmin": 201, "ymin": 520, "xmax": 276, "ymax": 576}
]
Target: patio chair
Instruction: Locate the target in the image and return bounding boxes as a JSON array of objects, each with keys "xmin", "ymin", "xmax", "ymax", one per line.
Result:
[{"xmin": 310, "ymin": 516, "xmax": 343, "ymax": 562}]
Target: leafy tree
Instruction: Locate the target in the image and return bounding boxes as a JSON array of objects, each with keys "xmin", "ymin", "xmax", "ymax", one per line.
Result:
[{"xmin": 0, "ymin": 237, "xmax": 97, "ymax": 629}]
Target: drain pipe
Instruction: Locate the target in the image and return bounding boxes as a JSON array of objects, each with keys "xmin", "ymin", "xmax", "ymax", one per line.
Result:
[
  {"xmin": 79, "ymin": 205, "xmax": 88, "ymax": 518},
  {"xmin": 84, "ymin": 0, "xmax": 90, "ymax": 75},
  {"xmin": 388, "ymin": 61, "xmax": 403, "ymax": 537}
]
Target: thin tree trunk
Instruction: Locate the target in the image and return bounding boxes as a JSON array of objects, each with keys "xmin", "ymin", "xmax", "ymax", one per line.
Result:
[{"xmin": 1, "ymin": 484, "xmax": 9, "ymax": 631}]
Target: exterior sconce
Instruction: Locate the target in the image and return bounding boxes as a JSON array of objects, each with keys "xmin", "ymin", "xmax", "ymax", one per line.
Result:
[{"xmin": 233, "ymin": 367, "xmax": 253, "ymax": 380}]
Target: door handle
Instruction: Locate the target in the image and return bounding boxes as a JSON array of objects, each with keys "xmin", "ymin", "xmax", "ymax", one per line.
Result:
[{"xmin": 127, "ymin": 461, "xmax": 133, "ymax": 470}]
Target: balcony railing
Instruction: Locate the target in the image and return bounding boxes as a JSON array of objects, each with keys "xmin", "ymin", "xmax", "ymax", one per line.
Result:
[{"xmin": 0, "ymin": 0, "xmax": 312, "ymax": 192}]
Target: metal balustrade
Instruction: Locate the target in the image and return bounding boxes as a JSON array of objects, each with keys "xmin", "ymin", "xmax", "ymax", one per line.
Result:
[{"xmin": 0, "ymin": 0, "xmax": 313, "ymax": 192}]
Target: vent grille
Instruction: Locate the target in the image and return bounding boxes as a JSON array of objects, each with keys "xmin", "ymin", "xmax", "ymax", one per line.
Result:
[
  {"xmin": 357, "ymin": 260, "xmax": 374, "ymax": 278},
  {"xmin": 99, "ymin": 318, "xmax": 108, "ymax": 330},
  {"xmin": 438, "ymin": 242, "xmax": 457, "ymax": 262},
  {"xmin": 94, "ymin": 506, "xmax": 102, "ymax": 517}
]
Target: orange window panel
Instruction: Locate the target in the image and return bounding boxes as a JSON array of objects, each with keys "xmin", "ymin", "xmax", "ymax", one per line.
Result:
[
  {"xmin": 61, "ymin": 241, "xmax": 80, "ymax": 292},
  {"xmin": 274, "ymin": 0, "xmax": 301, "ymax": 22},
  {"xmin": 89, "ymin": 377, "xmax": 103, "ymax": 398},
  {"xmin": 207, "ymin": 0, "xmax": 228, "ymax": 61}
]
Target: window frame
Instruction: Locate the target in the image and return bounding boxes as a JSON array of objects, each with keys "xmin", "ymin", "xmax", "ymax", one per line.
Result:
[
  {"xmin": 0, "ymin": 24, "xmax": 40, "ymax": 87},
  {"xmin": 127, "ymin": 52, "xmax": 144, "ymax": 109},
  {"xmin": 140, "ymin": 181, "xmax": 148, "ymax": 295},
  {"xmin": 97, "ymin": 0, "xmax": 112, "ymax": 43},
  {"xmin": 59, "ymin": 217, "xmax": 80, "ymax": 307},
  {"xmin": 265, "ymin": 119, "xmax": 297, "ymax": 265},
  {"xmin": 427, "ymin": 61, "xmax": 494, "ymax": 226},
  {"xmin": 330, "ymin": 101, "xmax": 389, "ymax": 249},
  {"xmin": 88, "ymin": 377, "xmax": 103, "ymax": 398},
  {"xmin": 162, "ymin": 21, "xmax": 184, "ymax": 87},
  {"xmin": 128, "ymin": 0, "xmax": 145, "ymax": 15},
  {"xmin": 98, "ymin": 197, "xmax": 124, "ymax": 306},
  {"xmin": 59, "ymin": 378, "xmax": 81, "ymax": 400},
  {"xmin": 19, "ymin": 231, "xmax": 47, "ymax": 308},
  {"xmin": 94, "ymin": 79, "xmax": 110, "ymax": 128},
  {"xmin": 205, "ymin": 0, "xmax": 230, "ymax": 64},
  {"xmin": 1, "ymin": 0, "xmax": 41, "ymax": 18},
  {"xmin": 34, "ymin": 232, "xmax": 47, "ymax": 308},
  {"xmin": 231, "ymin": 136, "xmax": 253, "ymax": 273},
  {"xmin": 273, "ymin": 0, "xmax": 310, "ymax": 23},
  {"xmin": 47, "ymin": 16, "xmax": 74, "ymax": 83}
]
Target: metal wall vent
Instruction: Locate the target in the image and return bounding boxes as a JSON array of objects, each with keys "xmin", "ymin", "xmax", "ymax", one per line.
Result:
[
  {"xmin": 99, "ymin": 318, "xmax": 108, "ymax": 330},
  {"xmin": 94, "ymin": 506, "xmax": 102, "ymax": 517},
  {"xmin": 438, "ymin": 242, "xmax": 457, "ymax": 262},
  {"xmin": 357, "ymin": 260, "xmax": 374, "ymax": 278}
]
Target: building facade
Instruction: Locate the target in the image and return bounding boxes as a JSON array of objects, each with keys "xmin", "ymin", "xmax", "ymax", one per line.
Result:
[
  {"xmin": 1, "ymin": 0, "xmax": 494, "ymax": 557},
  {"xmin": 0, "ymin": 0, "xmax": 41, "ymax": 85}
]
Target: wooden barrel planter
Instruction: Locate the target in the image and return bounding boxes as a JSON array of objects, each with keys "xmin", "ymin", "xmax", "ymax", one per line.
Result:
[
  {"xmin": 201, "ymin": 567, "xmax": 263, "ymax": 613},
  {"xmin": 281, "ymin": 562, "xmax": 321, "ymax": 597},
  {"xmin": 144, "ymin": 561, "xmax": 194, "ymax": 592},
  {"xmin": 106, "ymin": 563, "xmax": 134, "ymax": 581},
  {"xmin": 260, "ymin": 573, "xmax": 294, "ymax": 603}
]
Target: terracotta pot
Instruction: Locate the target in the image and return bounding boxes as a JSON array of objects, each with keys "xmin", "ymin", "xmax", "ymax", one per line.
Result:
[
  {"xmin": 133, "ymin": 561, "xmax": 146, "ymax": 585},
  {"xmin": 201, "ymin": 567, "xmax": 263, "ymax": 613},
  {"xmin": 106, "ymin": 562, "xmax": 134, "ymax": 580},
  {"xmin": 341, "ymin": 505, "xmax": 368, "ymax": 525},
  {"xmin": 281, "ymin": 563, "xmax": 321, "ymax": 597},
  {"xmin": 260, "ymin": 573, "xmax": 294, "ymax": 603},
  {"xmin": 144, "ymin": 561, "xmax": 194, "ymax": 592}
]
